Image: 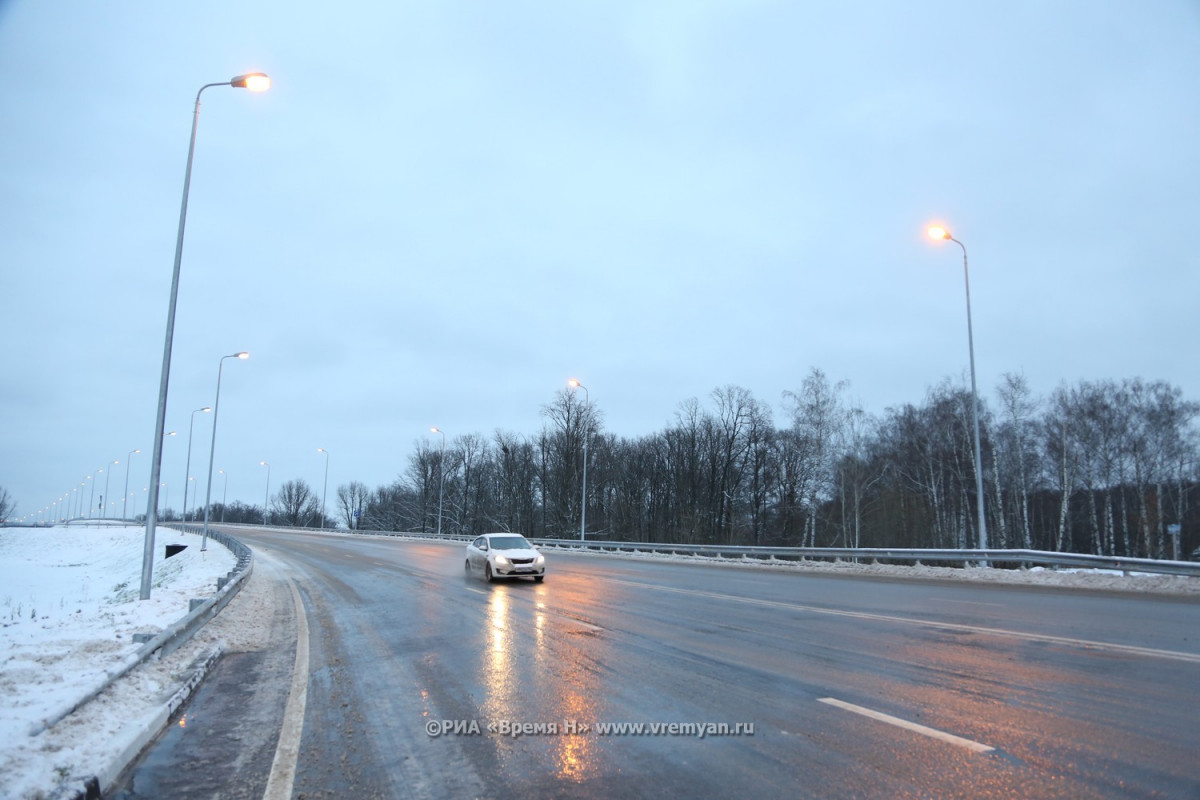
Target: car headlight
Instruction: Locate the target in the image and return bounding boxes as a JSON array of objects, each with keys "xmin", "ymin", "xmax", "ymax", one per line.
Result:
[
  {"xmin": 534, "ymin": 555, "xmax": 545, "ymax": 565},
  {"xmin": 494, "ymin": 556, "xmax": 510, "ymax": 566}
]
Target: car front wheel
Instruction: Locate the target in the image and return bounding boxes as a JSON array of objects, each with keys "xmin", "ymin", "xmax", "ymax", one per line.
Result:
[{"xmin": 485, "ymin": 563, "xmax": 495, "ymax": 583}]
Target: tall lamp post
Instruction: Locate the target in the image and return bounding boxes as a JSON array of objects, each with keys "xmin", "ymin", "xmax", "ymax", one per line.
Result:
[
  {"xmin": 218, "ymin": 469, "xmax": 229, "ymax": 522},
  {"xmin": 928, "ymin": 225, "xmax": 988, "ymax": 551},
  {"xmin": 568, "ymin": 378, "xmax": 590, "ymax": 540},
  {"xmin": 140, "ymin": 72, "xmax": 270, "ymax": 601},
  {"xmin": 102, "ymin": 459, "xmax": 119, "ymax": 519},
  {"xmin": 260, "ymin": 461, "xmax": 271, "ymax": 526},
  {"xmin": 430, "ymin": 427, "xmax": 445, "ymax": 536},
  {"xmin": 183, "ymin": 406, "xmax": 212, "ymax": 522},
  {"xmin": 123, "ymin": 449, "xmax": 141, "ymax": 520},
  {"xmin": 317, "ymin": 448, "xmax": 330, "ymax": 530},
  {"xmin": 201, "ymin": 352, "xmax": 249, "ymax": 549},
  {"xmin": 88, "ymin": 471, "xmax": 99, "ymax": 520}
]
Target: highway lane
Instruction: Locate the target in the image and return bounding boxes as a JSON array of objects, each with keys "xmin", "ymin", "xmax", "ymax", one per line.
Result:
[{"xmin": 114, "ymin": 528, "xmax": 1200, "ymax": 798}]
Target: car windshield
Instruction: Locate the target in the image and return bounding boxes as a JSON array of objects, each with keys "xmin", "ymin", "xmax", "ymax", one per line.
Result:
[{"xmin": 488, "ymin": 536, "xmax": 532, "ymax": 550}]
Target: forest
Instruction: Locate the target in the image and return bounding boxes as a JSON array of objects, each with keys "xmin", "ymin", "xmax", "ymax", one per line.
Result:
[{"xmin": 206, "ymin": 371, "xmax": 1199, "ymax": 561}]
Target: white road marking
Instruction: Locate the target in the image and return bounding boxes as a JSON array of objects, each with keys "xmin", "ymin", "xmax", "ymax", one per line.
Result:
[
  {"xmin": 934, "ymin": 598, "xmax": 1004, "ymax": 607},
  {"xmin": 263, "ymin": 577, "xmax": 310, "ymax": 800},
  {"xmin": 818, "ymin": 697, "xmax": 995, "ymax": 753},
  {"xmin": 608, "ymin": 578, "xmax": 1200, "ymax": 664}
]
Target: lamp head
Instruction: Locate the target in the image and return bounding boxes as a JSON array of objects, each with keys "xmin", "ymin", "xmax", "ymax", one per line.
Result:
[
  {"xmin": 928, "ymin": 226, "xmax": 951, "ymax": 241},
  {"xmin": 231, "ymin": 73, "xmax": 271, "ymax": 92}
]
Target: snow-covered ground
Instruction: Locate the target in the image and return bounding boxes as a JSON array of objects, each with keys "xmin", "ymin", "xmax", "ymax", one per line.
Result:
[
  {"xmin": 0, "ymin": 524, "xmax": 235, "ymax": 800},
  {"xmin": 1, "ymin": 525, "xmax": 1196, "ymax": 799}
]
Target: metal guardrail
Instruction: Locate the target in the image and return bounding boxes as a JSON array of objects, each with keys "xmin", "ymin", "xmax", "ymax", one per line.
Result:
[
  {"xmin": 530, "ymin": 540, "xmax": 1200, "ymax": 578},
  {"xmin": 215, "ymin": 522, "xmax": 1199, "ymax": 578},
  {"xmin": 316, "ymin": 527, "xmax": 1197, "ymax": 578}
]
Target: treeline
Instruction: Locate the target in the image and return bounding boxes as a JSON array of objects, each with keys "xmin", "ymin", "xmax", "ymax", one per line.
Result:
[{"xmin": 320, "ymin": 371, "xmax": 1198, "ymax": 560}]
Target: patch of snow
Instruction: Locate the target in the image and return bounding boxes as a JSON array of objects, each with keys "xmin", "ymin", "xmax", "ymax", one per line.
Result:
[{"xmin": 0, "ymin": 525, "xmax": 234, "ymax": 799}]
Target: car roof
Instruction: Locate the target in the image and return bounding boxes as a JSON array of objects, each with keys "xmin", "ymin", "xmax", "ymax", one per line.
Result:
[{"xmin": 480, "ymin": 532, "xmax": 527, "ymax": 539}]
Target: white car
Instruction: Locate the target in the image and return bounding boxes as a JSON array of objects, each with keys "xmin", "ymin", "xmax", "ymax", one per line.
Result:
[{"xmin": 465, "ymin": 533, "xmax": 546, "ymax": 583}]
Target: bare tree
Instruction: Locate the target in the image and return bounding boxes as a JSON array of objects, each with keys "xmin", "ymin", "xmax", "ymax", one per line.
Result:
[
  {"xmin": 0, "ymin": 485, "xmax": 14, "ymax": 523},
  {"xmin": 273, "ymin": 479, "xmax": 321, "ymax": 527},
  {"xmin": 337, "ymin": 481, "xmax": 371, "ymax": 529},
  {"xmin": 785, "ymin": 369, "xmax": 849, "ymax": 547}
]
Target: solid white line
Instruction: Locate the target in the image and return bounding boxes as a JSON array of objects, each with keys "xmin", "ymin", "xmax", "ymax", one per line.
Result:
[
  {"xmin": 933, "ymin": 598, "xmax": 1004, "ymax": 607},
  {"xmin": 818, "ymin": 697, "xmax": 995, "ymax": 753},
  {"xmin": 263, "ymin": 577, "xmax": 310, "ymax": 800}
]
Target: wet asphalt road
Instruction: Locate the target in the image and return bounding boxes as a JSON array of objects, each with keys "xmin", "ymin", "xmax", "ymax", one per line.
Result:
[{"xmin": 114, "ymin": 528, "xmax": 1200, "ymax": 799}]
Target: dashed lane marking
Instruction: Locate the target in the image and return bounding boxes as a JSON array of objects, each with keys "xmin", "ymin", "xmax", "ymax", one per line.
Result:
[{"xmin": 818, "ymin": 697, "xmax": 995, "ymax": 753}]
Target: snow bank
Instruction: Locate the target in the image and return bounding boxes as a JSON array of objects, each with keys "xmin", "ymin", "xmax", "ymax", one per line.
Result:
[{"xmin": 0, "ymin": 525, "xmax": 234, "ymax": 799}]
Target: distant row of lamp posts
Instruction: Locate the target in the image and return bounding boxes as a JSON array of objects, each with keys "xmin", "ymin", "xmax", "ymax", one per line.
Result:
[{"xmin": 140, "ymin": 72, "xmax": 270, "ymax": 600}]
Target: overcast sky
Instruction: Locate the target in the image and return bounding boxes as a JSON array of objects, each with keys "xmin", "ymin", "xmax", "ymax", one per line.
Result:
[{"xmin": 3, "ymin": 1, "xmax": 1198, "ymax": 521}]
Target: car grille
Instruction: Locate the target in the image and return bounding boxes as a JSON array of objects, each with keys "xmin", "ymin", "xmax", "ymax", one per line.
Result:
[{"xmin": 509, "ymin": 557, "xmax": 535, "ymax": 565}]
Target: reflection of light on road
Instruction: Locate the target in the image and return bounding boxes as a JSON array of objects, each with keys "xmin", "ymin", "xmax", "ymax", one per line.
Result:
[
  {"xmin": 484, "ymin": 588, "xmax": 514, "ymax": 721},
  {"xmin": 535, "ymin": 600, "xmax": 546, "ymax": 648},
  {"xmin": 177, "ymin": 714, "xmax": 187, "ymax": 728},
  {"xmin": 555, "ymin": 688, "xmax": 598, "ymax": 782},
  {"xmin": 478, "ymin": 579, "xmax": 610, "ymax": 783},
  {"xmin": 419, "ymin": 687, "xmax": 431, "ymax": 719}
]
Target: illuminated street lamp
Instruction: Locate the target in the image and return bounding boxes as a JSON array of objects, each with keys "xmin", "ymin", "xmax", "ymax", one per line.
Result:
[
  {"xmin": 568, "ymin": 378, "xmax": 589, "ymax": 540},
  {"xmin": 202, "ymin": 352, "xmax": 249, "ymax": 549},
  {"xmin": 430, "ymin": 428, "xmax": 445, "ymax": 535},
  {"xmin": 183, "ymin": 406, "xmax": 212, "ymax": 522},
  {"xmin": 141, "ymin": 72, "xmax": 270, "ymax": 601},
  {"xmin": 260, "ymin": 461, "xmax": 271, "ymax": 525},
  {"xmin": 317, "ymin": 448, "xmax": 330, "ymax": 530},
  {"xmin": 928, "ymin": 225, "xmax": 987, "ymax": 551}
]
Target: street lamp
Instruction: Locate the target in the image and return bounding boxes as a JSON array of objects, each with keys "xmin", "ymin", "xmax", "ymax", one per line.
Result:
[
  {"xmin": 928, "ymin": 225, "xmax": 987, "ymax": 551},
  {"xmin": 123, "ymin": 449, "xmax": 141, "ymax": 521},
  {"xmin": 430, "ymin": 427, "xmax": 445, "ymax": 536},
  {"xmin": 183, "ymin": 406, "xmax": 212, "ymax": 522},
  {"xmin": 141, "ymin": 72, "xmax": 270, "ymax": 600},
  {"xmin": 202, "ymin": 352, "xmax": 249, "ymax": 549},
  {"xmin": 88, "ymin": 470, "xmax": 100, "ymax": 520},
  {"xmin": 218, "ymin": 469, "xmax": 229, "ymax": 522},
  {"xmin": 260, "ymin": 461, "xmax": 271, "ymax": 526},
  {"xmin": 568, "ymin": 378, "xmax": 590, "ymax": 540},
  {"xmin": 102, "ymin": 459, "xmax": 118, "ymax": 519},
  {"xmin": 317, "ymin": 448, "xmax": 330, "ymax": 530}
]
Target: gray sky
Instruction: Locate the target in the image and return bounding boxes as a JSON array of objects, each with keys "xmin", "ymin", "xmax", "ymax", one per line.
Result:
[{"xmin": 3, "ymin": 1, "xmax": 1198, "ymax": 521}]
